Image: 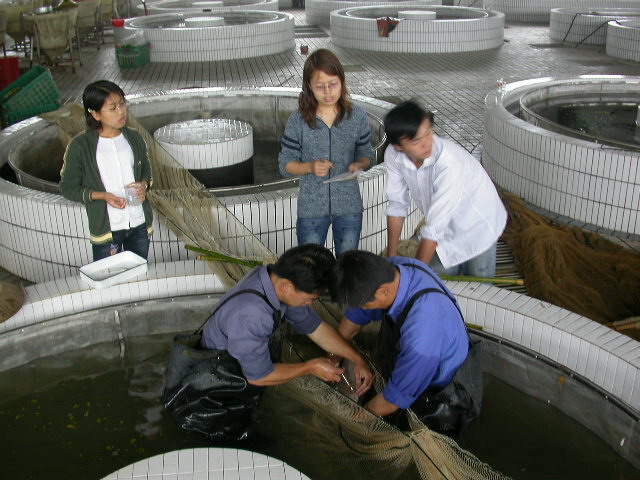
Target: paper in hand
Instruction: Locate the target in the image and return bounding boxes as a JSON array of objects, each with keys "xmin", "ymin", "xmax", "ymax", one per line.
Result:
[{"xmin": 323, "ymin": 171, "xmax": 360, "ymax": 184}]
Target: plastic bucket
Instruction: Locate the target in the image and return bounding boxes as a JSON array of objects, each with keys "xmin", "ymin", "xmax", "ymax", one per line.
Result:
[{"xmin": 0, "ymin": 57, "xmax": 21, "ymax": 90}]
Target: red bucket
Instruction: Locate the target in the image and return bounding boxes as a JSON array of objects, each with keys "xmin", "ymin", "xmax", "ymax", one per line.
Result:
[
  {"xmin": 111, "ymin": 18, "xmax": 125, "ymax": 27},
  {"xmin": 0, "ymin": 57, "xmax": 21, "ymax": 90}
]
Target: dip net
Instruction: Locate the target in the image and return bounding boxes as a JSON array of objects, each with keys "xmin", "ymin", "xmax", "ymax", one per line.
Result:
[
  {"xmin": 258, "ymin": 323, "xmax": 511, "ymax": 480},
  {"xmin": 44, "ymin": 105, "xmax": 509, "ymax": 479}
]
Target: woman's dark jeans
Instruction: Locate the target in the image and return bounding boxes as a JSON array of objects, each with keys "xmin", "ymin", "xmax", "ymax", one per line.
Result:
[{"xmin": 92, "ymin": 223, "xmax": 150, "ymax": 261}]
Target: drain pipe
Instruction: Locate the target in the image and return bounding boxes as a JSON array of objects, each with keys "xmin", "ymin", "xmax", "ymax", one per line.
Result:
[
  {"xmin": 561, "ymin": 13, "xmax": 580, "ymax": 44},
  {"xmin": 574, "ymin": 20, "xmax": 610, "ymax": 48},
  {"xmin": 635, "ymin": 105, "xmax": 640, "ymax": 144}
]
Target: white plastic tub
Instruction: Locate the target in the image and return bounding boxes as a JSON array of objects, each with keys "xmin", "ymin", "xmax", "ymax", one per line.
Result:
[{"xmin": 79, "ymin": 251, "xmax": 148, "ymax": 289}]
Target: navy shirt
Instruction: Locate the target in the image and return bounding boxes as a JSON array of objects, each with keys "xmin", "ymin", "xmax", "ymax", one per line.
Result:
[
  {"xmin": 345, "ymin": 257, "xmax": 469, "ymax": 409},
  {"xmin": 201, "ymin": 266, "xmax": 322, "ymax": 381}
]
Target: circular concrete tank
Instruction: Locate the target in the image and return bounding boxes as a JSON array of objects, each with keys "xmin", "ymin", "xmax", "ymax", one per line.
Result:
[
  {"xmin": 305, "ymin": 0, "xmax": 441, "ymax": 27},
  {"xmin": 124, "ymin": 11, "xmax": 295, "ymax": 62},
  {"xmin": 550, "ymin": 8, "xmax": 640, "ymax": 46},
  {"xmin": 330, "ymin": 5, "xmax": 505, "ymax": 53},
  {"xmin": 606, "ymin": 19, "xmax": 640, "ymax": 62},
  {"xmin": 1, "ymin": 285, "xmax": 638, "ymax": 476},
  {"xmin": 483, "ymin": 75, "xmax": 640, "ymax": 236},
  {"xmin": 154, "ymin": 118, "xmax": 254, "ymax": 188}
]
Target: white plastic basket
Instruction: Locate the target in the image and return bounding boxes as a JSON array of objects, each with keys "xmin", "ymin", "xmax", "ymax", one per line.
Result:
[{"xmin": 79, "ymin": 251, "xmax": 148, "ymax": 289}]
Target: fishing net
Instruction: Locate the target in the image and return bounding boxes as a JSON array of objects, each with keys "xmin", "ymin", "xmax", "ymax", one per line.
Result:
[
  {"xmin": 44, "ymin": 103, "xmax": 276, "ymax": 287},
  {"xmin": 500, "ymin": 191, "xmax": 640, "ymax": 340},
  {"xmin": 44, "ymin": 104, "xmax": 509, "ymax": 479},
  {"xmin": 0, "ymin": 280, "xmax": 25, "ymax": 323},
  {"xmin": 254, "ymin": 321, "xmax": 510, "ymax": 480}
]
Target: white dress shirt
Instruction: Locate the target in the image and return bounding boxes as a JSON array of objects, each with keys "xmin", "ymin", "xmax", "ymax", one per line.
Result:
[
  {"xmin": 96, "ymin": 134, "xmax": 145, "ymax": 231},
  {"xmin": 385, "ymin": 135, "xmax": 507, "ymax": 268}
]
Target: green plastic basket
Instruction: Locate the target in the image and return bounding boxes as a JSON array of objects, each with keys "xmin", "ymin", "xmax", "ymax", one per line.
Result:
[
  {"xmin": 1, "ymin": 101, "xmax": 60, "ymax": 128},
  {"xmin": 0, "ymin": 66, "xmax": 60, "ymax": 113},
  {"xmin": 116, "ymin": 43, "xmax": 150, "ymax": 68}
]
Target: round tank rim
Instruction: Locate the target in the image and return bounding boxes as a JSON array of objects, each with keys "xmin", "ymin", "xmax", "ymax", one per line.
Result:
[
  {"xmin": 138, "ymin": 0, "xmax": 280, "ymax": 15},
  {"xmin": 485, "ymin": 74, "xmax": 640, "ymax": 155},
  {"xmin": 551, "ymin": 7, "xmax": 640, "ymax": 16},
  {"xmin": 612, "ymin": 18, "xmax": 640, "ymax": 27},
  {"xmin": 125, "ymin": 10, "xmax": 291, "ymax": 29},
  {"xmin": 153, "ymin": 118, "xmax": 254, "ymax": 145},
  {"xmin": 334, "ymin": 5, "xmax": 503, "ymax": 21}
]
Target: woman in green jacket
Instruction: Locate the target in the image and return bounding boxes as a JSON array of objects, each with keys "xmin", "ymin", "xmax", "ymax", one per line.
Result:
[{"xmin": 60, "ymin": 80, "xmax": 153, "ymax": 261}]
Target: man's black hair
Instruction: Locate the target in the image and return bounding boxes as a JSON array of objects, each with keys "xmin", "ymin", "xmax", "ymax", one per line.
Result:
[
  {"xmin": 330, "ymin": 250, "xmax": 396, "ymax": 308},
  {"xmin": 271, "ymin": 244, "xmax": 335, "ymax": 294},
  {"xmin": 384, "ymin": 101, "xmax": 435, "ymax": 145}
]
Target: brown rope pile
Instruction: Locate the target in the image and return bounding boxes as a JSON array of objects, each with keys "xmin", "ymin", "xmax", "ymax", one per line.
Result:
[
  {"xmin": 0, "ymin": 280, "xmax": 25, "ymax": 323},
  {"xmin": 500, "ymin": 191, "xmax": 640, "ymax": 339}
]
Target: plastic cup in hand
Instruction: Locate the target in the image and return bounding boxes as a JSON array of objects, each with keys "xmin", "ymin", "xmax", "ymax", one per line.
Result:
[{"xmin": 125, "ymin": 184, "xmax": 142, "ymax": 206}]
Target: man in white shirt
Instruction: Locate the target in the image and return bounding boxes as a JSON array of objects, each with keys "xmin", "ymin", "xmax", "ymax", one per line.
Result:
[{"xmin": 383, "ymin": 101, "xmax": 507, "ymax": 277}]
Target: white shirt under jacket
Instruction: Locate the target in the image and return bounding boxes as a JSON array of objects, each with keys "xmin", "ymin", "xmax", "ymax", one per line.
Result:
[
  {"xmin": 96, "ymin": 134, "xmax": 145, "ymax": 232},
  {"xmin": 384, "ymin": 135, "xmax": 507, "ymax": 269}
]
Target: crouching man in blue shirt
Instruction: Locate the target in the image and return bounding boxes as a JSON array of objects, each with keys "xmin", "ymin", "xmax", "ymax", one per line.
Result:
[
  {"xmin": 330, "ymin": 250, "xmax": 482, "ymax": 436},
  {"xmin": 194, "ymin": 244, "xmax": 373, "ymax": 439}
]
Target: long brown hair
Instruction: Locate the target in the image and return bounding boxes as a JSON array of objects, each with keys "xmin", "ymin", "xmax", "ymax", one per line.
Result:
[{"xmin": 299, "ymin": 48, "xmax": 352, "ymax": 128}]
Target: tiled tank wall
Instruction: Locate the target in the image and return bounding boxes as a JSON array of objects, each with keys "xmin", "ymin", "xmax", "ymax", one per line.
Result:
[
  {"xmin": 449, "ymin": 281, "xmax": 640, "ymax": 417},
  {"xmin": 305, "ymin": 0, "xmax": 441, "ymax": 27},
  {"xmin": 103, "ymin": 449, "xmax": 311, "ymax": 480},
  {"xmin": 154, "ymin": 119, "xmax": 254, "ymax": 169},
  {"xmin": 127, "ymin": 13, "xmax": 295, "ymax": 62},
  {"xmin": 0, "ymin": 179, "xmax": 192, "ymax": 284},
  {"xmin": 0, "ymin": 159, "xmax": 403, "ymax": 284},
  {"xmin": 0, "ymin": 260, "xmax": 222, "ymax": 337},
  {"xmin": 483, "ymin": 78, "xmax": 640, "ymax": 236},
  {"xmin": 138, "ymin": 0, "xmax": 280, "ymax": 15},
  {"xmin": 484, "ymin": 0, "xmax": 640, "ymax": 24},
  {"xmin": 606, "ymin": 19, "xmax": 640, "ymax": 62},
  {"xmin": 3, "ymin": 267, "xmax": 639, "ymax": 429},
  {"xmin": 550, "ymin": 8, "xmax": 640, "ymax": 46},
  {"xmin": 330, "ymin": 6, "xmax": 505, "ymax": 53}
]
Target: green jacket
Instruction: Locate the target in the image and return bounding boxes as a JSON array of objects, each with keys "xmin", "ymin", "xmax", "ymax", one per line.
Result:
[{"xmin": 60, "ymin": 127, "xmax": 154, "ymax": 245}]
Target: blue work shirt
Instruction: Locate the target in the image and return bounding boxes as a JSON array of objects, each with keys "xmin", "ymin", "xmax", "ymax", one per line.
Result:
[
  {"xmin": 346, "ymin": 257, "xmax": 469, "ymax": 409},
  {"xmin": 201, "ymin": 265, "xmax": 322, "ymax": 381}
]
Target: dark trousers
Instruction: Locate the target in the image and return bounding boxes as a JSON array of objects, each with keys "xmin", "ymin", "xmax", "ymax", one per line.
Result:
[{"xmin": 92, "ymin": 223, "xmax": 150, "ymax": 261}]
